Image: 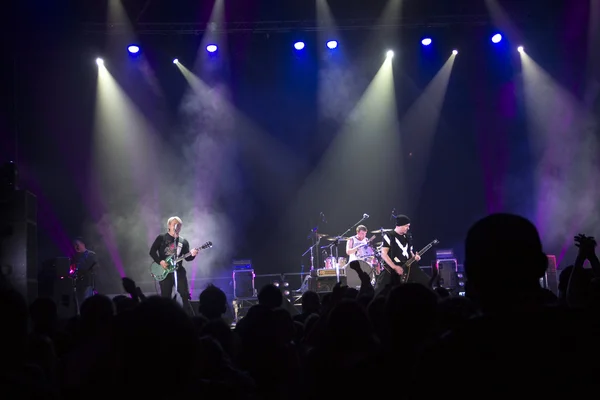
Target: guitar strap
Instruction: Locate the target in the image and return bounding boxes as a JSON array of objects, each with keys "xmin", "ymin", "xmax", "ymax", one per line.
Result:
[
  {"xmin": 173, "ymin": 236, "xmax": 180, "ymax": 293},
  {"xmin": 161, "ymin": 233, "xmax": 182, "ymax": 291}
]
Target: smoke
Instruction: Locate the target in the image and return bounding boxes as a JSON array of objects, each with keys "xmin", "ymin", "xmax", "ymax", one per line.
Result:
[
  {"xmin": 318, "ymin": 62, "xmax": 368, "ymax": 124},
  {"xmin": 518, "ymin": 56, "xmax": 600, "ymax": 262},
  {"xmin": 82, "ymin": 79, "xmax": 239, "ymax": 293},
  {"xmin": 531, "ymin": 90, "xmax": 600, "ymax": 254}
]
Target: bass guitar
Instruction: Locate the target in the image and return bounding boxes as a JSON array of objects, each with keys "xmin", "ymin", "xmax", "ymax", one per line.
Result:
[
  {"xmin": 381, "ymin": 239, "xmax": 439, "ymax": 284},
  {"xmin": 149, "ymin": 241, "xmax": 213, "ymax": 281}
]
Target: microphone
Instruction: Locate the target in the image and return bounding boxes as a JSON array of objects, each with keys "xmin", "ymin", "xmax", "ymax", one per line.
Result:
[{"xmin": 363, "ymin": 213, "xmax": 370, "ymax": 219}]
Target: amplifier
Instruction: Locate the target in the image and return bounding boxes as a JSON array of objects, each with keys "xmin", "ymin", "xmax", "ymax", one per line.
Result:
[
  {"xmin": 232, "ymin": 259, "xmax": 252, "ymax": 269},
  {"xmin": 309, "ymin": 270, "xmax": 346, "ymax": 292},
  {"xmin": 315, "ymin": 268, "xmax": 346, "ymax": 277}
]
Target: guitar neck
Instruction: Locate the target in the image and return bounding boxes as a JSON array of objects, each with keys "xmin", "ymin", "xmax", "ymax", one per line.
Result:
[
  {"xmin": 171, "ymin": 242, "xmax": 212, "ymax": 264},
  {"xmin": 174, "ymin": 249, "xmax": 197, "ymax": 263},
  {"xmin": 418, "ymin": 244, "xmax": 433, "ymax": 257},
  {"xmin": 404, "ymin": 243, "xmax": 434, "ymax": 267}
]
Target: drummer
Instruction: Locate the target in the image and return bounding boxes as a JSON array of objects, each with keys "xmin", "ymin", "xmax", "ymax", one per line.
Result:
[{"xmin": 346, "ymin": 225, "xmax": 374, "ymax": 262}]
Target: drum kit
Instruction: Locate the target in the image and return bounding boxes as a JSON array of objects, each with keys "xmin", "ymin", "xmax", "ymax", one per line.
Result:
[{"xmin": 302, "ymin": 225, "xmax": 395, "ymax": 288}]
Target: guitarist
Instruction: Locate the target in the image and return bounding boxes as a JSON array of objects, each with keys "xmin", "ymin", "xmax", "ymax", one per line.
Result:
[
  {"xmin": 71, "ymin": 237, "xmax": 99, "ymax": 308},
  {"xmin": 149, "ymin": 216, "xmax": 198, "ymax": 313},
  {"xmin": 375, "ymin": 215, "xmax": 421, "ymax": 293}
]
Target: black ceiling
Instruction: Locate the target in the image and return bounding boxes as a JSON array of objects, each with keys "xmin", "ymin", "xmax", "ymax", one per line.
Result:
[{"xmin": 66, "ymin": 0, "xmax": 557, "ymax": 25}]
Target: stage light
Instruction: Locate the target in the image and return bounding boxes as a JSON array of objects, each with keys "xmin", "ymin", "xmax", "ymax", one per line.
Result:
[
  {"xmin": 326, "ymin": 40, "xmax": 338, "ymax": 49},
  {"xmin": 283, "ymin": 290, "xmax": 290, "ymax": 296},
  {"xmin": 273, "ymin": 281, "xmax": 280, "ymax": 288},
  {"xmin": 294, "ymin": 41, "xmax": 305, "ymax": 50},
  {"xmin": 517, "ymin": 46, "xmax": 524, "ymax": 53},
  {"xmin": 491, "ymin": 33, "xmax": 502, "ymax": 43},
  {"xmin": 386, "ymin": 50, "xmax": 394, "ymax": 58},
  {"xmin": 96, "ymin": 58, "xmax": 104, "ymax": 66},
  {"xmin": 421, "ymin": 38, "xmax": 432, "ymax": 46},
  {"xmin": 128, "ymin": 45, "xmax": 140, "ymax": 54},
  {"xmin": 173, "ymin": 58, "xmax": 179, "ymax": 64},
  {"xmin": 452, "ymin": 49, "xmax": 458, "ymax": 55},
  {"xmin": 206, "ymin": 44, "xmax": 218, "ymax": 53}
]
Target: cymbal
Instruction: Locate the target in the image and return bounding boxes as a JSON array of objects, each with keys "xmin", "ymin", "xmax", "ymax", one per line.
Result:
[
  {"xmin": 371, "ymin": 228, "xmax": 393, "ymax": 233},
  {"xmin": 313, "ymin": 233, "xmax": 329, "ymax": 238},
  {"xmin": 326, "ymin": 236, "xmax": 349, "ymax": 241}
]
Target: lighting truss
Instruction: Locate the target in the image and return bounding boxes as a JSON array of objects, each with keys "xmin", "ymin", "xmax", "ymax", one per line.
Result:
[{"xmin": 81, "ymin": 15, "xmax": 491, "ymax": 35}]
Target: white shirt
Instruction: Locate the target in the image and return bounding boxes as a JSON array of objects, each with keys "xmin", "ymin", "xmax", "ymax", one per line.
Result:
[{"xmin": 348, "ymin": 235, "xmax": 374, "ymax": 262}]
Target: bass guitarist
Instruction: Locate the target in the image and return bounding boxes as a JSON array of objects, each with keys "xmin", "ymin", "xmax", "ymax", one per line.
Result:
[
  {"xmin": 375, "ymin": 215, "xmax": 421, "ymax": 293},
  {"xmin": 149, "ymin": 216, "xmax": 198, "ymax": 313}
]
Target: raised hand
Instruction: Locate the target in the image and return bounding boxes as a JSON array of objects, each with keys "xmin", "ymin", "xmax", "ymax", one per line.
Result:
[
  {"xmin": 349, "ymin": 260, "xmax": 361, "ymax": 273},
  {"xmin": 575, "ymin": 234, "xmax": 597, "ymax": 258},
  {"xmin": 122, "ymin": 277, "xmax": 137, "ymax": 295}
]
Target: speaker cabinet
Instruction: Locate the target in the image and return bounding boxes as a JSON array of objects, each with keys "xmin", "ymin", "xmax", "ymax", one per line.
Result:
[
  {"xmin": 233, "ymin": 269, "xmax": 255, "ymax": 298},
  {"xmin": 436, "ymin": 259, "xmax": 459, "ymax": 291},
  {"xmin": 0, "ymin": 190, "xmax": 37, "ymax": 303}
]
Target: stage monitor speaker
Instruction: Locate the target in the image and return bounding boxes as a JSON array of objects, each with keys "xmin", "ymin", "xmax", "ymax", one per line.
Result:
[
  {"xmin": 281, "ymin": 296, "xmax": 299, "ymax": 316},
  {"xmin": 0, "ymin": 190, "xmax": 37, "ymax": 303}
]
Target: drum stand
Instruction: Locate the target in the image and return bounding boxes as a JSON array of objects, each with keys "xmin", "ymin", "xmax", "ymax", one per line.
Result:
[
  {"xmin": 298, "ymin": 240, "xmax": 320, "ymax": 293},
  {"xmin": 302, "ymin": 239, "xmax": 321, "ymax": 271},
  {"xmin": 298, "ymin": 226, "xmax": 324, "ymax": 292},
  {"xmin": 322, "ymin": 240, "xmax": 341, "ymax": 282}
]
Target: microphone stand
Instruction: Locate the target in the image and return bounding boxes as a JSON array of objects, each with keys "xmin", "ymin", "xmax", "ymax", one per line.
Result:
[
  {"xmin": 301, "ymin": 239, "xmax": 321, "ymax": 271},
  {"xmin": 329, "ymin": 215, "xmax": 370, "ymax": 283},
  {"xmin": 299, "ymin": 226, "xmax": 322, "ymax": 293}
]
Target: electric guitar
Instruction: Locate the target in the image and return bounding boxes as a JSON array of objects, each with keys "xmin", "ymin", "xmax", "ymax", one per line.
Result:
[
  {"xmin": 68, "ymin": 262, "xmax": 97, "ymax": 283},
  {"xmin": 381, "ymin": 239, "xmax": 439, "ymax": 284},
  {"xmin": 149, "ymin": 241, "xmax": 213, "ymax": 281}
]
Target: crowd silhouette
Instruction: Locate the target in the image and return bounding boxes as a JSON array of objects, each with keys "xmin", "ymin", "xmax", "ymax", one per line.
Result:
[{"xmin": 1, "ymin": 213, "xmax": 600, "ymax": 399}]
